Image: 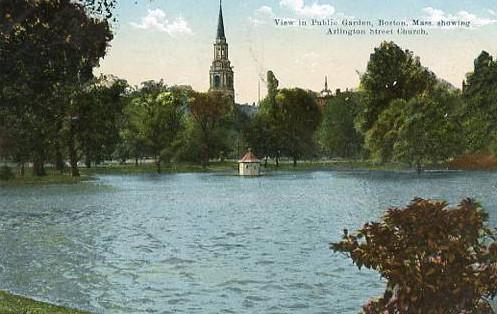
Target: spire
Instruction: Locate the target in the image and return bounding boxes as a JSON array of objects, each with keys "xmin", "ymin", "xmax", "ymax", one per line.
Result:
[
  {"xmin": 216, "ymin": 0, "xmax": 226, "ymax": 40},
  {"xmin": 325, "ymin": 76, "xmax": 328, "ymax": 90}
]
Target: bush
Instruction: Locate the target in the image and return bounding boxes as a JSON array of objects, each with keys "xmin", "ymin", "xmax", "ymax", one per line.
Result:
[
  {"xmin": 0, "ymin": 165, "xmax": 14, "ymax": 181},
  {"xmin": 448, "ymin": 153, "xmax": 497, "ymax": 170},
  {"xmin": 331, "ymin": 198, "xmax": 497, "ymax": 314}
]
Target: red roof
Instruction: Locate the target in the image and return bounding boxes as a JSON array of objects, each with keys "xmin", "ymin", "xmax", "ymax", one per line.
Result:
[{"xmin": 239, "ymin": 150, "xmax": 261, "ymax": 163}]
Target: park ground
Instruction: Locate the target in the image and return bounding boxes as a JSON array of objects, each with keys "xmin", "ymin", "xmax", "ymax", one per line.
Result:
[
  {"xmin": 0, "ymin": 159, "xmax": 417, "ymax": 186},
  {"xmin": 2, "ymin": 154, "xmax": 497, "ymax": 186},
  {"xmin": 0, "ymin": 290, "xmax": 89, "ymax": 314}
]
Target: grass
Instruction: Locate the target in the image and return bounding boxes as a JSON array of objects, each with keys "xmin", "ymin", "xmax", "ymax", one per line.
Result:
[
  {"xmin": 0, "ymin": 159, "xmax": 439, "ymax": 187},
  {"xmin": 80, "ymin": 159, "xmax": 409, "ymax": 174},
  {"xmin": 0, "ymin": 172, "xmax": 95, "ymax": 187},
  {"xmin": 262, "ymin": 159, "xmax": 409, "ymax": 172},
  {"xmin": 0, "ymin": 290, "xmax": 90, "ymax": 314},
  {"xmin": 80, "ymin": 161, "xmax": 238, "ymax": 175}
]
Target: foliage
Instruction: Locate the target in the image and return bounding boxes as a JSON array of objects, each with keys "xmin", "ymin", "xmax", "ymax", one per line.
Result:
[
  {"xmin": 0, "ymin": 0, "xmax": 112, "ymax": 176},
  {"xmin": 365, "ymin": 85, "xmax": 463, "ymax": 169},
  {"xmin": 187, "ymin": 91, "xmax": 233, "ymax": 167},
  {"xmin": 0, "ymin": 166, "xmax": 14, "ymax": 181},
  {"xmin": 319, "ymin": 91, "xmax": 365, "ymax": 158},
  {"xmin": 274, "ymin": 88, "xmax": 322, "ymax": 165},
  {"xmin": 365, "ymin": 99, "xmax": 406, "ymax": 163},
  {"xmin": 73, "ymin": 76, "xmax": 129, "ymax": 168},
  {"xmin": 358, "ymin": 41, "xmax": 436, "ymax": 133},
  {"xmin": 332, "ymin": 198, "xmax": 497, "ymax": 314},
  {"xmin": 245, "ymin": 71, "xmax": 284, "ymax": 165},
  {"xmin": 392, "ymin": 90, "xmax": 462, "ymax": 169},
  {"xmin": 461, "ymin": 51, "xmax": 497, "ymax": 152},
  {"xmin": 124, "ymin": 81, "xmax": 187, "ymax": 173}
]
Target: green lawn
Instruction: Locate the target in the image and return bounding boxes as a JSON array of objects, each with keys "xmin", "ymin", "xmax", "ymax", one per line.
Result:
[
  {"xmin": 80, "ymin": 161, "xmax": 238, "ymax": 175},
  {"xmin": 0, "ymin": 160, "xmax": 434, "ymax": 187},
  {"xmin": 0, "ymin": 173, "xmax": 95, "ymax": 187},
  {"xmin": 0, "ymin": 291, "xmax": 90, "ymax": 314}
]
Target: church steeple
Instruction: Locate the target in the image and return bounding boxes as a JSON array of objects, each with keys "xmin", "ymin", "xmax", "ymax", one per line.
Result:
[
  {"xmin": 217, "ymin": 0, "xmax": 226, "ymax": 41},
  {"xmin": 209, "ymin": 0, "xmax": 235, "ymax": 101},
  {"xmin": 320, "ymin": 75, "xmax": 332, "ymax": 97}
]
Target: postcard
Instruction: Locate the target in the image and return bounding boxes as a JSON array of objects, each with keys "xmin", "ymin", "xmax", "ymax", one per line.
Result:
[{"xmin": 1, "ymin": 0, "xmax": 497, "ymax": 313}]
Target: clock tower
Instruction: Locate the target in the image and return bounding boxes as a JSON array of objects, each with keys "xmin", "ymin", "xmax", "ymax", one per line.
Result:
[{"xmin": 209, "ymin": 0, "xmax": 235, "ymax": 101}]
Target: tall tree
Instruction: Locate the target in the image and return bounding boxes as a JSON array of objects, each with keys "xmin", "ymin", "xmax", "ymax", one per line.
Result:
[
  {"xmin": 366, "ymin": 85, "xmax": 463, "ymax": 170},
  {"xmin": 250, "ymin": 71, "xmax": 284, "ymax": 166},
  {"xmin": 188, "ymin": 91, "xmax": 233, "ymax": 168},
  {"xmin": 461, "ymin": 51, "xmax": 497, "ymax": 152},
  {"xmin": 275, "ymin": 88, "xmax": 322, "ymax": 166},
  {"xmin": 319, "ymin": 91, "xmax": 365, "ymax": 159},
  {"xmin": 0, "ymin": 0, "xmax": 113, "ymax": 176},
  {"xmin": 358, "ymin": 41, "xmax": 436, "ymax": 133},
  {"xmin": 127, "ymin": 81, "xmax": 187, "ymax": 173},
  {"xmin": 74, "ymin": 76, "xmax": 128, "ymax": 168}
]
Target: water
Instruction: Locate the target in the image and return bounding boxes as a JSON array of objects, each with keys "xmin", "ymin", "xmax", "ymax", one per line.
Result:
[{"xmin": 1, "ymin": 170, "xmax": 497, "ymax": 313}]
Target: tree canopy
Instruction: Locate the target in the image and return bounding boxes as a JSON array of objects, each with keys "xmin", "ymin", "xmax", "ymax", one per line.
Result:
[
  {"xmin": 332, "ymin": 198, "xmax": 497, "ymax": 314},
  {"xmin": 359, "ymin": 41, "xmax": 436, "ymax": 133}
]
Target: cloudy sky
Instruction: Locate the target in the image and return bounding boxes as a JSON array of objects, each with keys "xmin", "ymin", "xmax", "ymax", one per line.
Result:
[{"xmin": 97, "ymin": 0, "xmax": 497, "ymax": 104}]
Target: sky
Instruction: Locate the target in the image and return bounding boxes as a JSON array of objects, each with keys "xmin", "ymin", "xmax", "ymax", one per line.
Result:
[{"xmin": 96, "ymin": 0, "xmax": 497, "ymax": 104}]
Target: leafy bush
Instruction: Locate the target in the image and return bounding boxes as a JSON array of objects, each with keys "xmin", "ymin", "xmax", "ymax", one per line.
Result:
[
  {"xmin": 331, "ymin": 198, "xmax": 497, "ymax": 314},
  {"xmin": 0, "ymin": 166, "xmax": 14, "ymax": 181}
]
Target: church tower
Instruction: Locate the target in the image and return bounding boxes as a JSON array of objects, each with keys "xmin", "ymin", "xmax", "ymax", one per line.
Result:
[{"xmin": 209, "ymin": 0, "xmax": 235, "ymax": 101}]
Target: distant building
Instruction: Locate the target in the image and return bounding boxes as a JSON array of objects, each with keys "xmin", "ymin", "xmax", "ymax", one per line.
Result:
[
  {"xmin": 237, "ymin": 103, "xmax": 259, "ymax": 118},
  {"xmin": 317, "ymin": 76, "xmax": 333, "ymax": 109},
  {"xmin": 238, "ymin": 149, "xmax": 261, "ymax": 176},
  {"xmin": 209, "ymin": 0, "xmax": 235, "ymax": 102}
]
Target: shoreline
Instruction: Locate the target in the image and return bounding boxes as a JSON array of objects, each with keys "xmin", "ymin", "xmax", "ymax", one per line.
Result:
[
  {"xmin": 0, "ymin": 290, "xmax": 89, "ymax": 314},
  {"xmin": 1, "ymin": 160, "xmax": 494, "ymax": 186}
]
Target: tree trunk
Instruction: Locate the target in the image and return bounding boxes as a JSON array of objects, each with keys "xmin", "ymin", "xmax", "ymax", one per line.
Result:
[
  {"xmin": 85, "ymin": 148, "xmax": 92, "ymax": 168},
  {"xmin": 135, "ymin": 157, "xmax": 139, "ymax": 167},
  {"xmin": 32, "ymin": 156, "xmax": 46, "ymax": 177},
  {"xmin": 275, "ymin": 151, "xmax": 280, "ymax": 167},
  {"xmin": 201, "ymin": 142, "xmax": 209, "ymax": 169},
  {"xmin": 416, "ymin": 162, "xmax": 422, "ymax": 175},
  {"xmin": 20, "ymin": 162, "xmax": 25, "ymax": 176},
  {"xmin": 293, "ymin": 156, "xmax": 297, "ymax": 167},
  {"xmin": 68, "ymin": 123, "xmax": 80, "ymax": 177},
  {"xmin": 54, "ymin": 140, "xmax": 64, "ymax": 173},
  {"xmin": 264, "ymin": 156, "xmax": 268, "ymax": 168},
  {"xmin": 156, "ymin": 156, "xmax": 161, "ymax": 174}
]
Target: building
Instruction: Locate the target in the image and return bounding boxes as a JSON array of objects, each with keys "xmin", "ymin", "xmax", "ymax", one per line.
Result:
[
  {"xmin": 209, "ymin": 0, "xmax": 235, "ymax": 101},
  {"xmin": 238, "ymin": 149, "xmax": 261, "ymax": 176},
  {"xmin": 317, "ymin": 76, "xmax": 333, "ymax": 109}
]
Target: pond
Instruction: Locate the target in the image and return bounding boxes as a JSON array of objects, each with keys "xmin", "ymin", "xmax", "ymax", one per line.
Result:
[{"xmin": 1, "ymin": 170, "xmax": 497, "ymax": 313}]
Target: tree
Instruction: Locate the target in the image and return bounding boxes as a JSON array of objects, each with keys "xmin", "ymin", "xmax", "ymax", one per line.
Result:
[
  {"xmin": 358, "ymin": 41, "xmax": 436, "ymax": 133},
  {"xmin": 75, "ymin": 76, "xmax": 128, "ymax": 168},
  {"xmin": 332, "ymin": 198, "xmax": 497, "ymax": 314},
  {"xmin": 244, "ymin": 112, "xmax": 274, "ymax": 167},
  {"xmin": 319, "ymin": 91, "xmax": 365, "ymax": 158},
  {"xmin": 461, "ymin": 51, "xmax": 497, "ymax": 152},
  {"xmin": 187, "ymin": 91, "xmax": 233, "ymax": 168},
  {"xmin": 365, "ymin": 85, "xmax": 463, "ymax": 170},
  {"xmin": 275, "ymin": 88, "xmax": 322, "ymax": 166},
  {"xmin": 127, "ymin": 81, "xmax": 186, "ymax": 173},
  {"xmin": 393, "ymin": 89, "xmax": 463, "ymax": 171},
  {"xmin": 247, "ymin": 71, "xmax": 284, "ymax": 166},
  {"xmin": 0, "ymin": 0, "xmax": 113, "ymax": 176},
  {"xmin": 365, "ymin": 99, "xmax": 405, "ymax": 163}
]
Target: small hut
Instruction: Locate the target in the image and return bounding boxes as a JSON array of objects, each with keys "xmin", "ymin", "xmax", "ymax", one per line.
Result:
[{"xmin": 238, "ymin": 149, "xmax": 261, "ymax": 176}]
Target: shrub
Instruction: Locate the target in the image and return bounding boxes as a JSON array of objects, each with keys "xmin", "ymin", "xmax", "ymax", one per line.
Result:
[
  {"xmin": 448, "ymin": 153, "xmax": 497, "ymax": 170},
  {"xmin": 0, "ymin": 165, "xmax": 14, "ymax": 181},
  {"xmin": 331, "ymin": 198, "xmax": 497, "ymax": 314}
]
